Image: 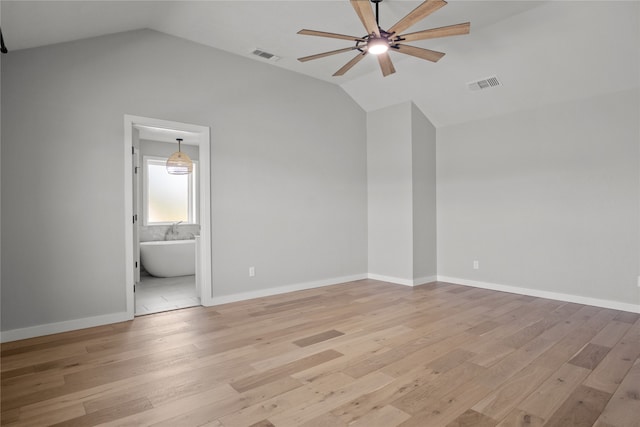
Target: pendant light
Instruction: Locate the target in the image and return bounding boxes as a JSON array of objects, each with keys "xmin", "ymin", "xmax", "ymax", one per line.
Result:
[{"xmin": 166, "ymin": 138, "xmax": 193, "ymax": 175}]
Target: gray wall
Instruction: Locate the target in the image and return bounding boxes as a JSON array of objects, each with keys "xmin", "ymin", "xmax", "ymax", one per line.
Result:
[
  {"xmin": 367, "ymin": 102, "xmax": 437, "ymax": 283},
  {"xmin": 437, "ymin": 89, "xmax": 640, "ymax": 305},
  {"xmin": 1, "ymin": 29, "xmax": 367, "ymax": 331},
  {"xmin": 367, "ymin": 102, "xmax": 413, "ymax": 280},
  {"xmin": 411, "ymin": 103, "xmax": 437, "ymax": 280}
]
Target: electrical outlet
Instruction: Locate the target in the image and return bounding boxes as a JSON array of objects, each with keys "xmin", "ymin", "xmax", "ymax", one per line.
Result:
[
  {"xmin": 249, "ymin": 266, "xmax": 255, "ymax": 277},
  {"xmin": 473, "ymin": 260, "xmax": 479, "ymax": 270}
]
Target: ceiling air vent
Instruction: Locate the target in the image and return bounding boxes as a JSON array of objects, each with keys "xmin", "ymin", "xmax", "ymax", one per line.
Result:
[
  {"xmin": 251, "ymin": 49, "xmax": 280, "ymax": 62},
  {"xmin": 467, "ymin": 75, "xmax": 501, "ymax": 91}
]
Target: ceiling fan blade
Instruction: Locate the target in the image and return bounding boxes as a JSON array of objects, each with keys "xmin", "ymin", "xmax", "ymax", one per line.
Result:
[
  {"xmin": 333, "ymin": 52, "xmax": 367, "ymax": 76},
  {"xmin": 298, "ymin": 29, "xmax": 365, "ymax": 42},
  {"xmin": 350, "ymin": 0, "xmax": 380, "ymax": 37},
  {"xmin": 397, "ymin": 22, "xmax": 470, "ymax": 43},
  {"xmin": 298, "ymin": 47, "xmax": 359, "ymax": 62},
  {"xmin": 377, "ymin": 52, "xmax": 396, "ymax": 77},
  {"xmin": 394, "ymin": 44, "xmax": 445, "ymax": 62},
  {"xmin": 388, "ymin": 0, "xmax": 447, "ymax": 36}
]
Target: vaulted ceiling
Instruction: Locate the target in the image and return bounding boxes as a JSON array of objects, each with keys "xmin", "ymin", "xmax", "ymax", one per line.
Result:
[{"xmin": 2, "ymin": 1, "xmax": 638, "ymax": 126}]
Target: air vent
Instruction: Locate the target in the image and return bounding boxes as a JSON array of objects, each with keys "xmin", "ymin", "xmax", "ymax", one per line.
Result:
[
  {"xmin": 467, "ymin": 76, "xmax": 501, "ymax": 91},
  {"xmin": 251, "ymin": 49, "xmax": 280, "ymax": 62}
]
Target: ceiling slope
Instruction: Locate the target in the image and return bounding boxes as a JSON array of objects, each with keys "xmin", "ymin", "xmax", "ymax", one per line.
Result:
[{"xmin": 2, "ymin": 1, "xmax": 638, "ymax": 126}]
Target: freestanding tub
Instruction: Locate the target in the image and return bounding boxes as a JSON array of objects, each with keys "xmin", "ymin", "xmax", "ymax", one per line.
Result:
[{"xmin": 140, "ymin": 239, "xmax": 195, "ymax": 277}]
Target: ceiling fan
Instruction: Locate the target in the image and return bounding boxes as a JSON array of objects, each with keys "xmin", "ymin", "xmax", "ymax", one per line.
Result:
[{"xmin": 297, "ymin": 0, "xmax": 470, "ymax": 77}]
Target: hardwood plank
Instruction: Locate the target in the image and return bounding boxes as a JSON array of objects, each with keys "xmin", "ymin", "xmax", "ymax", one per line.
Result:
[
  {"xmin": 330, "ymin": 365, "xmax": 448, "ymax": 424},
  {"xmin": 97, "ymin": 383, "xmax": 240, "ymax": 426},
  {"xmin": 230, "ymin": 349, "xmax": 343, "ymax": 393},
  {"xmin": 397, "ymin": 380, "xmax": 492, "ymax": 427},
  {"xmin": 381, "ymin": 332, "xmax": 477, "ymax": 378},
  {"xmin": 267, "ymin": 371, "xmax": 394, "ymax": 426},
  {"xmin": 543, "ymin": 385, "xmax": 612, "ymax": 427},
  {"xmin": 293, "ymin": 330, "xmax": 344, "ymax": 347},
  {"xmin": 495, "ymin": 409, "xmax": 544, "ymax": 427},
  {"xmin": 219, "ymin": 372, "xmax": 356, "ymax": 426},
  {"xmin": 300, "ymin": 412, "xmax": 347, "ymax": 427},
  {"xmin": 517, "ymin": 362, "xmax": 591, "ymax": 420},
  {"xmin": 590, "ymin": 320, "xmax": 632, "ymax": 348},
  {"xmin": 612, "ymin": 311, "xmax": 640, "ymax": 324},
  {"xmin": 593, "ymin": 357, "xmax": 640, "ymax": 427},
  {"xmin": 466, "ymin": 320, "xmax": 501, "ymax": 336},
  {"xmin": 247, "ymin": 420, "xmax": 276, "ymax": 427},
  {"xmin": 342, "ymin": 321, "xmax": 477, "ymax": 379},
  {"xmin": 472, "ymin": 362, "xmax": 553, "ymax": 420},
  {"xmin": 583, "ymin": 338, "xmax": 640, "ymax": 394},
  {"xmin": 392, "ymin": 362, "xmax": 486, "ymax": 414},
  {"xmin": 348, "ymin": 405, "xmax": 411, "ymax": 427},
  {"xmin": 257, "ymin": 325, "xmax": 409, "ymax": 373},
  {"xmin": 501, "ymin": 319, "xmax": 550, "ymax": 349},
  {"xmin": 7, "ymin": 403, "xmax": 86, "ymax": 427},
  {"xmin": 465, "ymin": 339, "xmax": 515, "ymax": 368},
  {"xmin": 446, "ymin": 409, "xmax": 498, "ymax": 427},
  {"xmin": 150, "ymin": 377, "xmax": 303, "ymax": 427},
  {"xmin": 0, "ymin": 408, "xmax": 20, "ymax": 425},
  {"xmin": 49, "ymin": 397, "xmax": 153, "ymax": 427},
  {"xmin": 568, "ymin": 343, "xmax": 611, "ymax": 370}
]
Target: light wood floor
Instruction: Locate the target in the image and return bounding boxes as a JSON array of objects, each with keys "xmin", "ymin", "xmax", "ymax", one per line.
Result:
[{"xmin": 2, "ymin": 279, "xmax": 639, "ymax": 427}]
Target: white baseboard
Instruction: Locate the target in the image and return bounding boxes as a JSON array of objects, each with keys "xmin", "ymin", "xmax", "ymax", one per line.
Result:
[
  {"xmin": 437, "ymin": 275, "xmax": 640, "ymax": 314},
  {"xmin": 209, "ymin": 273, "xmax": 369, "ymax": 306},
  {"xmin": 367, "ymin": 273, "xmax": 437, "ymax": 287},
  {"xmin": 5, "ymin": 273, "xmax": 635, "ymax": 343},
  {"xmin": 0, "ymin": 311, "xmax": 132, "ymax": 343},
  {"xmin": 413, "ymin": 275, "xmax": 438, "ymax": 286}
]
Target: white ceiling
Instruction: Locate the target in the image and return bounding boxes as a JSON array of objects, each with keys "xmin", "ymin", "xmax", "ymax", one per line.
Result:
[{"xmin": 2, "ymin": 1, "xmax": 639, "ymax": 126}]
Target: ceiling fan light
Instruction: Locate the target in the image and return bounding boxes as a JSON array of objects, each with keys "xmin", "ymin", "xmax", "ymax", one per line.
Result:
[
  {"xmin": 367, "ymin": 38, "xmax": 389, "ymax": 55},
  {"xmin": 166, "ymin": 138, "xmax": 193, "ymax": 175}
]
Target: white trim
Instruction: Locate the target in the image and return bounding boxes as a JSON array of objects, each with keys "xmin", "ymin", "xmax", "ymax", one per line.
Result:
[
  {"xmin": 124, "ymin": 115, "xmax": 214, "ymax": 314},
  {"xmin": 437, "ymin": 276, "xmax": 640, "ymax": 314},
  {"xmin": 0, "ymin": 312, "xmax": 130, "ymax": 343},
  {"xmin": 367, "ymin": 274, "xmax": 414, "ymax": 287},
  {"xmin": 210, "ymin": 274, "xmax": 368, "ymax": 306},
  {"xmin": 367, "ymin": 273, "xmax": 437, "ymax": 287},
  {"xmin": 413, "ymin": 275, "xmax": 438, "ymax": 286},
  {"xmin": 124, "ymin": 121, "xmax": 135, "ymax": 317},
  {"xmin": 4, "ymin": 273, "xmax": 636, "ymax": 342}
]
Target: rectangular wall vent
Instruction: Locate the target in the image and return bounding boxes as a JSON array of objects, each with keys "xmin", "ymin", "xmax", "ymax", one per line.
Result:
[
  {"xmin": 251, "ymin": 49, "xmax": 280, "ymax": 62},
  {"xmin": 467, "ymin": 75, "xmax": 501, "ymax": 91}
]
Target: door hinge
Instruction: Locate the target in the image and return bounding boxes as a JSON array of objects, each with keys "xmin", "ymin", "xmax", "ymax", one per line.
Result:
[
  {"xmin": 133, "ymin": 214, "xmax": 137, "ymax": 224},
  {"xmin": 134, "ymin": 284, "xmax": 136, "ymax": 293},
  {"xmin": 132, "ymin": 146, "xmax": 135, "ymax": 155},
  {"xmin": 134, "ymin": 166, "xmax": 139, "ymax": 174},
  {"xmin": 135, "ymin": 261, "xmax": 138, "ymax": 268}
]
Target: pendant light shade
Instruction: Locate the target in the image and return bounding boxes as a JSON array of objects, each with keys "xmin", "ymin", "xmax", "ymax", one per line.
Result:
[{"xmin": 166, "ymin": 138, "xmax": 193, "ymax": 175}]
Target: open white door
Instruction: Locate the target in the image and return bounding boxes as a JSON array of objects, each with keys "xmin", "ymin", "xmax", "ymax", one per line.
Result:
[{"xmin": 124, "ymin": 115, "xmax": 213, "ymax": 319}]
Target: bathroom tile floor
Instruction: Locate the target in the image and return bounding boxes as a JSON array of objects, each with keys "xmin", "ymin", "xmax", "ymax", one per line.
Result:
[{"xmin": 135, "ymin": 274, "xmax": 200, "ymax": 316}]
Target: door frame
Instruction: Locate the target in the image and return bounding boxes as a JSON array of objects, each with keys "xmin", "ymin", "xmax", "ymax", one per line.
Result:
[{"xmin": 124, "ymin": 115, "xmax": 213, "ymax": 318}]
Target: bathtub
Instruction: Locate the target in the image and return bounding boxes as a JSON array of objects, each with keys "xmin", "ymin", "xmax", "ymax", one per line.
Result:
[{"xmin": 140, "ymin": 239, "xmax": 195, "ymax": 278}]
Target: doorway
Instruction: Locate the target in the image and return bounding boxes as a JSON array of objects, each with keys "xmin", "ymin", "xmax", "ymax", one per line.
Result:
[{"xmin": 124, "ymin": 115, "xmax": 213, "ymax": 318}]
